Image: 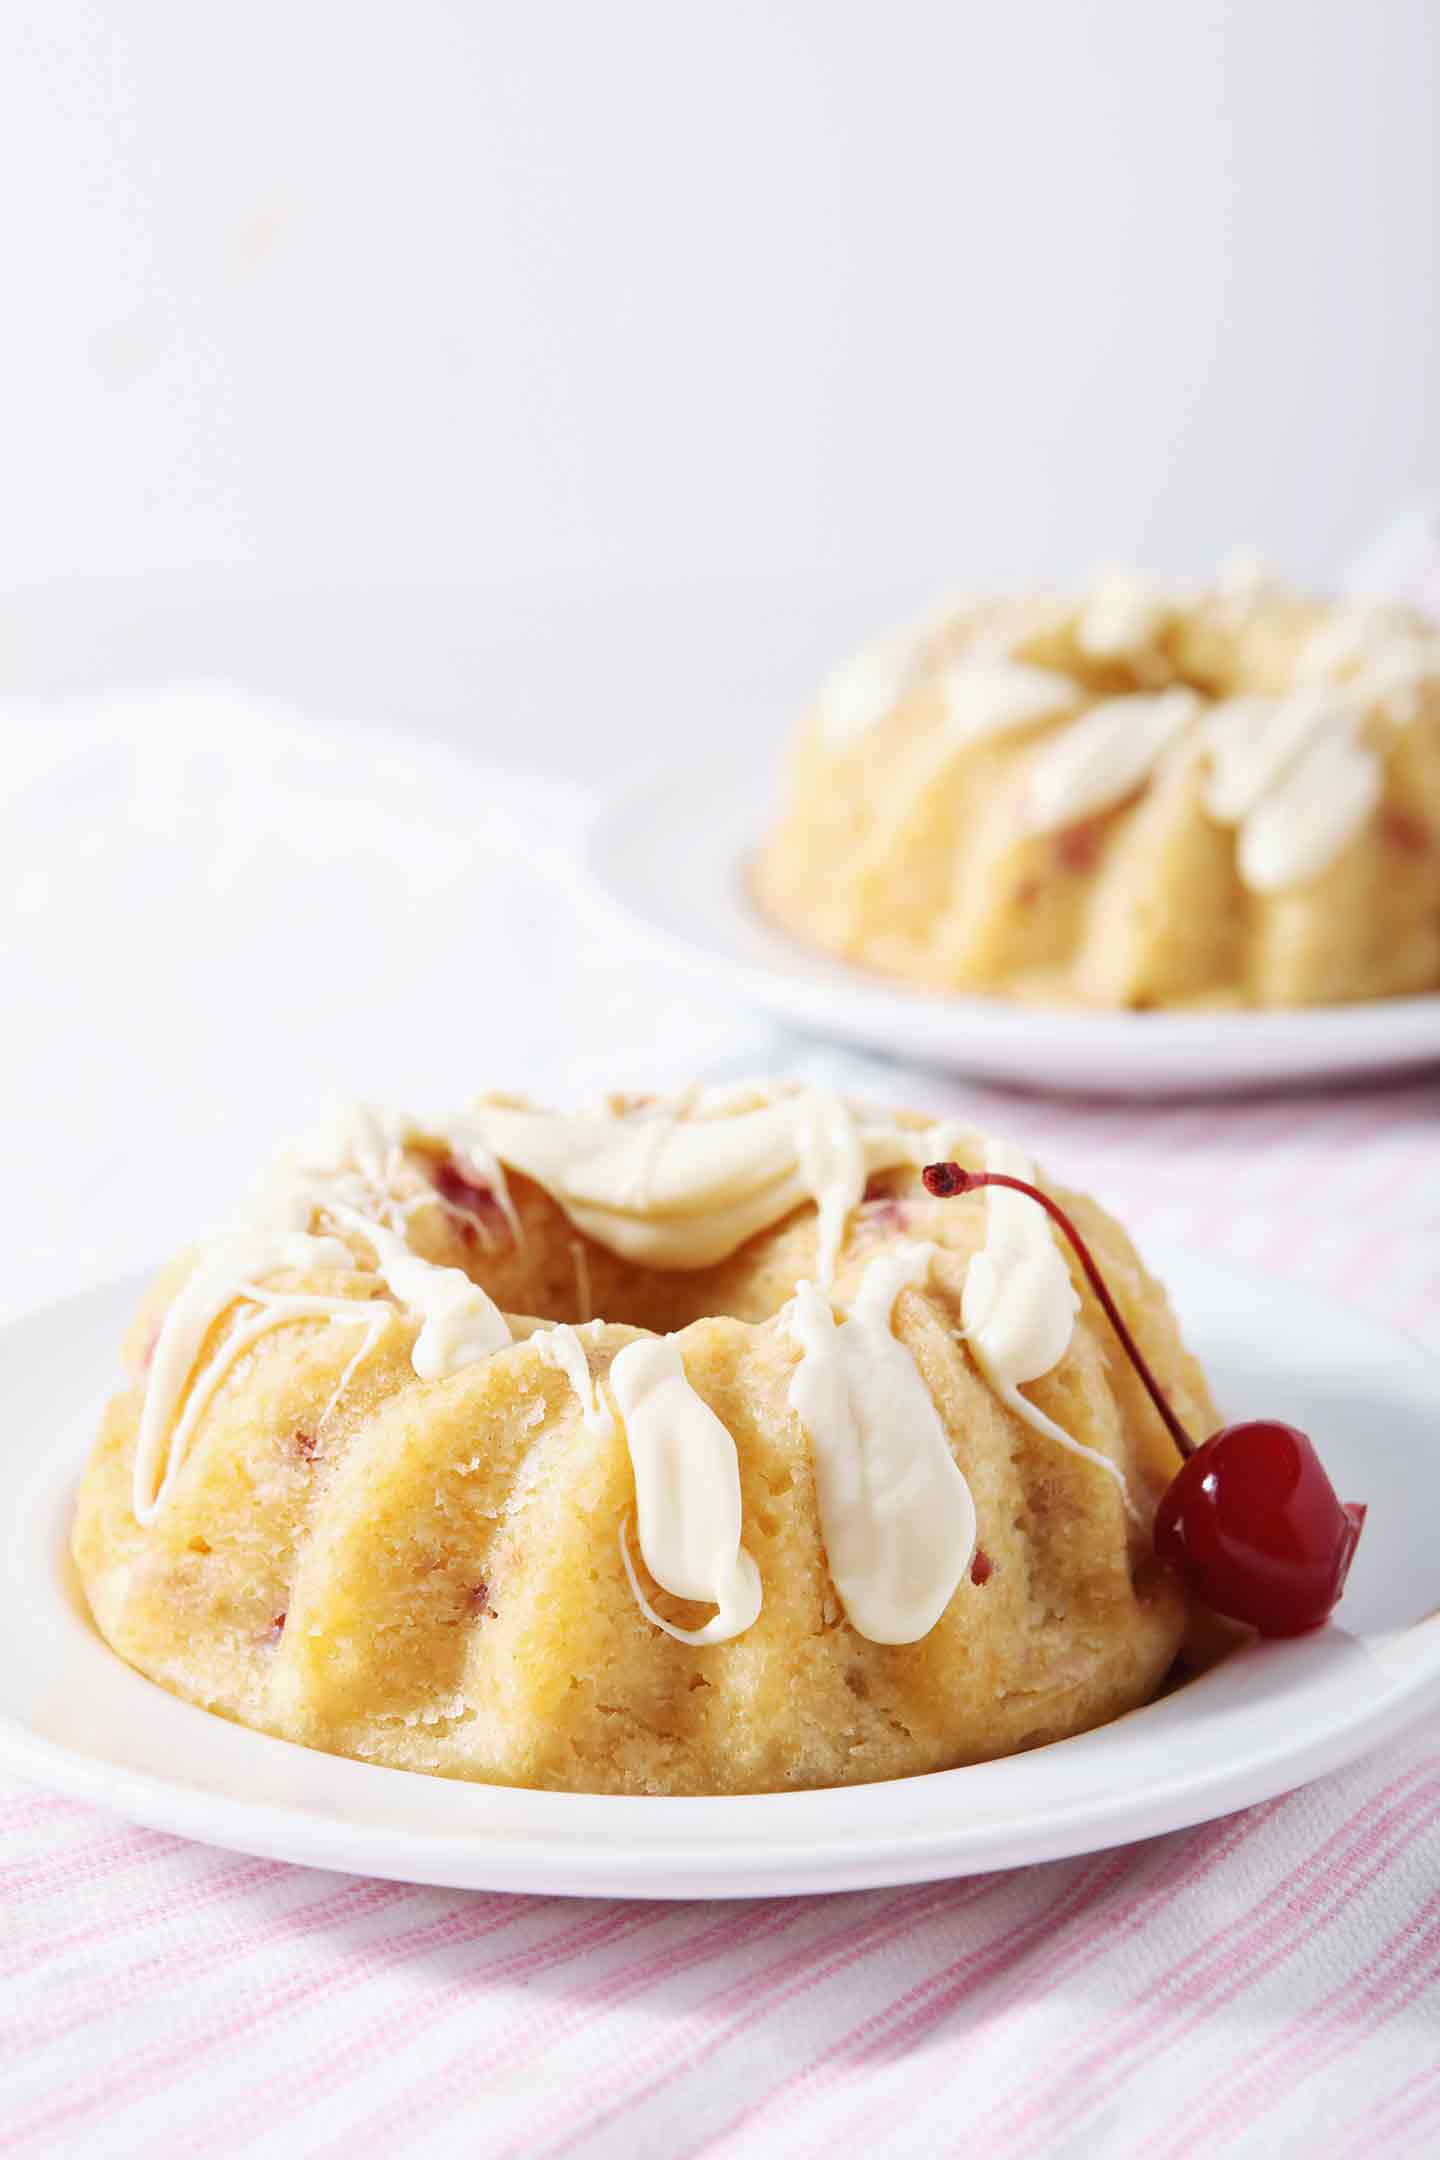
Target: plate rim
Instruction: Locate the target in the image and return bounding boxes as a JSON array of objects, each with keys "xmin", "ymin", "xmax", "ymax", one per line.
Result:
[
  {"xmin": 4, "ymin": 1620, "xmax": 1438, "ymax": 1901},
  {"xmin": 3, "ymin": 1261, "xmax": 1440, "ymax": 1897},
  {"xmin": 579, "ymin": 760, "xmax": 1440, "ymax": 1093}
]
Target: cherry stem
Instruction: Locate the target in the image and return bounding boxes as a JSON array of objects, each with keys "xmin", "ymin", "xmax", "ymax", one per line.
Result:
[{"xmin": 921, "ymin": 1162, "xmax": 1197, "ymax": 1461}]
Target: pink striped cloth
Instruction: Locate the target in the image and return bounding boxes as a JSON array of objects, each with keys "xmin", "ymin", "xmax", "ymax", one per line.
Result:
[
  {"xmin": 4, "ymin": 1075, "xmax": 1438, "ymax": 2160},
  {"xmin": 4, "ymin": 708, "xmax": 1439, "ymax": 2155}
]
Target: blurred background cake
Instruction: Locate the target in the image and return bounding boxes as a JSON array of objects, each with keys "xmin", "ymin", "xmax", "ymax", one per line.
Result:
[{"xmin": 757, "ymin": 569, "xmax": 1440, "ymax": 1009}]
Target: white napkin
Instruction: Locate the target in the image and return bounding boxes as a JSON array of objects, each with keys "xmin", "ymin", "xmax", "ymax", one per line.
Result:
[{"xmin": 1, "ymin": 685, "xmax": 795, "ymax": 1321}]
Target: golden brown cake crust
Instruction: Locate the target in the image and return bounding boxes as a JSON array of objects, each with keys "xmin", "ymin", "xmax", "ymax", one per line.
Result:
[{"xmin": 73, "ymin": 1103, "xmax": 1216, "ymax": 1795}]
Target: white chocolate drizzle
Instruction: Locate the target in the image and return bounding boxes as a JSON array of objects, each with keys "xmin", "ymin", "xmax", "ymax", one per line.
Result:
[
  {"xmin": 471, "ymin": 1086, "xmax": 961, "ymax": 1283},
  {"xmin": 1023, "ymin": 682, "xmax": 1385, "ymax": 893},
  {"xmin": 1199, "ymin": 690, "xmax": 1381, "ymax": 888},
  {"xmin": 1026, "ymin": 690, "xmax": 1203, "ymax": 831},
  {"xmin": 609, "ymin": 1336, "xmax": 763, "ymax": 1645},
  {"xmin": 133, "ymin": 1228, "xmax": 380, "ymax": 1524},
  {"xmin": 816, "ymin": 621, "xmax": 933, "ymax": 749},
  {"xmin": 532, "ymin": 1324, "xmax": 614, "ymax": 1439},
  {"xmin": 793, "ymin": 1089, "xmax": 867, "ymax": 1289},
  {"xmin": 961, "ymin": 1139, "xmax": 1133, "ymax": 1511},
  {"xmin": 1236, "ymin": 721, "xmax": 1383, "ymax": 892},
  {"xmin": 135, "ymin": 1107, "xmax": 517, "ymax": 1522},
  {"xmin": 787, "ymin": 1244, "xmax": 976, "ymax": 1644},
  {"xmin": 1199, "ymin": 691, "xmax": 1347, "ymax": 821},
  {"xmin": 275, "ymin": 1101, "xmax": 521, "ymax": 1246},
  {"xmin": 1076, "ymin": 571, "xmax": 1173, "ymax": 662},
  {"xmin": 940, "ymin": 659, "xmax": 1078, "ymax": 747},
  {"xmin": 326, "ymin": 1207, "xmax": 511, "ymax": 1381}
]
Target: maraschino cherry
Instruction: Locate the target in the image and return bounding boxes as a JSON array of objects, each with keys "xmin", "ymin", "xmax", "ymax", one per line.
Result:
[{"xmin": 921, "ymin": 1160, "xmax": 1366, "ymax": 1636}]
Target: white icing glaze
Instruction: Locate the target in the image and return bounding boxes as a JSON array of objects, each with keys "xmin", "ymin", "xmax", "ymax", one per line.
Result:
[
  {"xmin": 939, "ymin": 659, "xmax": 1077, "ymax": 747},
  {"xmin": 1199, "ymin": 691, "xmax": 1346, "ymax": 821},
  {"xmin": 815, "ymin": 622, "xmax": 931, "ymax": 750},
  {"xmin": 1214, "ymin": 548, "xmax": 1277, "ymax": 615},
  {"xmin": 471, "ymin": 1087, "xmax": 960, "ymax": 1280},
  {"xmin": 609, "ymin": 1336, "xmax": 762, "ymax": 1645},
  {"xmin": 1026, "ymin": 690, "xmax": 1203, "ymax": 832},
  {"xmin": 1197, "ymin": 689, "xmax": 1381, "ymax": 888},
  {"xmin": 532, "ymin": 1323, "xmax": 614, "ymax": 1439},
  {"xmin": 1076, "ymin": 571, "xmax": 1172, "ymax": 660},
  {"xmin": 371, "ymin": 1250, "xmax": 509, "ymax": 1381},
  {"xmin": 1237, "ymin": 723, "xmax": 1383, "ymax": 892},
  {"xmin": 324, "ymin": 1205, "xmax": 511, "ymax": 1380},
  {"xmin": 792, "ymin": 1090, "xmax": 867, "ymax": 1289},
  {"xmin": 1019, "ymin": 674, "xmax": 1384, "ymax": 895},
  {"xmin": 961, "ymin": 1140, "xmax": 1131, "ymax": 1506},
  {"xmin": 821, "ymin": 573, "xmax": 1437, "ymax": 893},
  {"xmin": 135, "ymin": 1113, "xmax": 518, "ymax": 1522},
  {"xmin": 787, "ymin": 1244, "xmax": 975, "ymax": 1644},
  {"xmin": 275, "ymin": 1100, "xmax": 520, "ymax": 1244},
  {"xmin": 133, "ymin": 1226, "xmax": 373, "ymax": 1523}
]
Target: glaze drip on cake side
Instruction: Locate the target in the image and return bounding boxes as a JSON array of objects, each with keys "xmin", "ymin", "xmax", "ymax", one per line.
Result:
[
  {"xmin": 134, "ymin": 1228, "xmax": 369, "ymax": 1522},
  {"xmin": 1022, "ymin": 683, "xmax": 1383, "ymax": 895},
  {"xmin": 135, "ymin": 1107, "xmax": 520, "ymax": 1522},
  {"xmin": 531, "ymin": 1322, "xmax": 613, "ymax": 1438},
  {"xmin": 963, "ymin": 1139, "xmax": 1136, "ymax": 1513},
  {"xmin": 787, "ymin": 1243, "xmax": 977, "ymax": 1644},
  {"xmin": 610, "ymin": 1335, "xmax": 764, "ymax": 1646}
]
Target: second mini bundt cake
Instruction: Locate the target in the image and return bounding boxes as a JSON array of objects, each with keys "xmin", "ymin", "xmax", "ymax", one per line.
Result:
[
  {"xmin": 74, "ymin": 1085, "xmax": 1219, "ymax": 1795},
  {"xmin": 757, "ymin": 570, "xmax": 1440, "ymax": 1008}
]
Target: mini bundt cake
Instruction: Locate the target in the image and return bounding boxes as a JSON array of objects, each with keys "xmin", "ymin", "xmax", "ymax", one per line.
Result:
[
  {"xmin": 75, "ymin": 1084, "xmax": 1220, "ymax": 1796},
  {"xmin": 756, "ymin": 569, "xmax": 1440, "ymax": 1009}
]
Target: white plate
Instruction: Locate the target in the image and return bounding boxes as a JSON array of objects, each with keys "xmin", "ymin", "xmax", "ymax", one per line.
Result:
[
  {"xmin": 582, "ymin": 764, "xmax": 1440, "ymax": 1097},
  {"xmin": 2, "ymin": 1259, "xmax": 1439, "ymax": 1899}
]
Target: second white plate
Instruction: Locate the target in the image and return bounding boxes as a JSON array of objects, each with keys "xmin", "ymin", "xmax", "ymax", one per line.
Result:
[
  {"xmin": 1, "ymin": 1255, "xmax": 1438, "ymax": 1898},
  {"xmin": 582, "ymin": 762, "xmax": 1440, "ymax": 1097}
]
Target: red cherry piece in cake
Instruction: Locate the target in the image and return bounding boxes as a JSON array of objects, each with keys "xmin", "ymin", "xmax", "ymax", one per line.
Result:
[
  {"xmin": 1053, "ymin": 819, "xmax": 1104, "ymax": 874},
  {"xmin": 970, "ymin": 1548, "xmax": 993, "ymax": 1586},
  {"xmin": 1379, "ymin": 807, "xmax": 1432, "ymax": 856},
  {"xmin": 920, "ymin": 1161, "xmax": 1367, "ymax": 1636},
  {"xmin": 433, "ymin": 1159, "xmax": 512, "ymax": 1248}
]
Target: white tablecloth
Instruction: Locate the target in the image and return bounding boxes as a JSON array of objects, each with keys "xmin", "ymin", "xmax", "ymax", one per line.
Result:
[{"xmin": 3, "ymin": 692, "xmax": 1438, "ymax": 2157}]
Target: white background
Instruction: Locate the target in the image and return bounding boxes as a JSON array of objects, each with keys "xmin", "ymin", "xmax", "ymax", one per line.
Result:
[
  {"xmin": 3, "ymin": 23, "xmax": 1439, "ymax": 2137},
  {"xmin": 0, "ymin": 2, "xmax": 1437, "ymax": 773}
]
